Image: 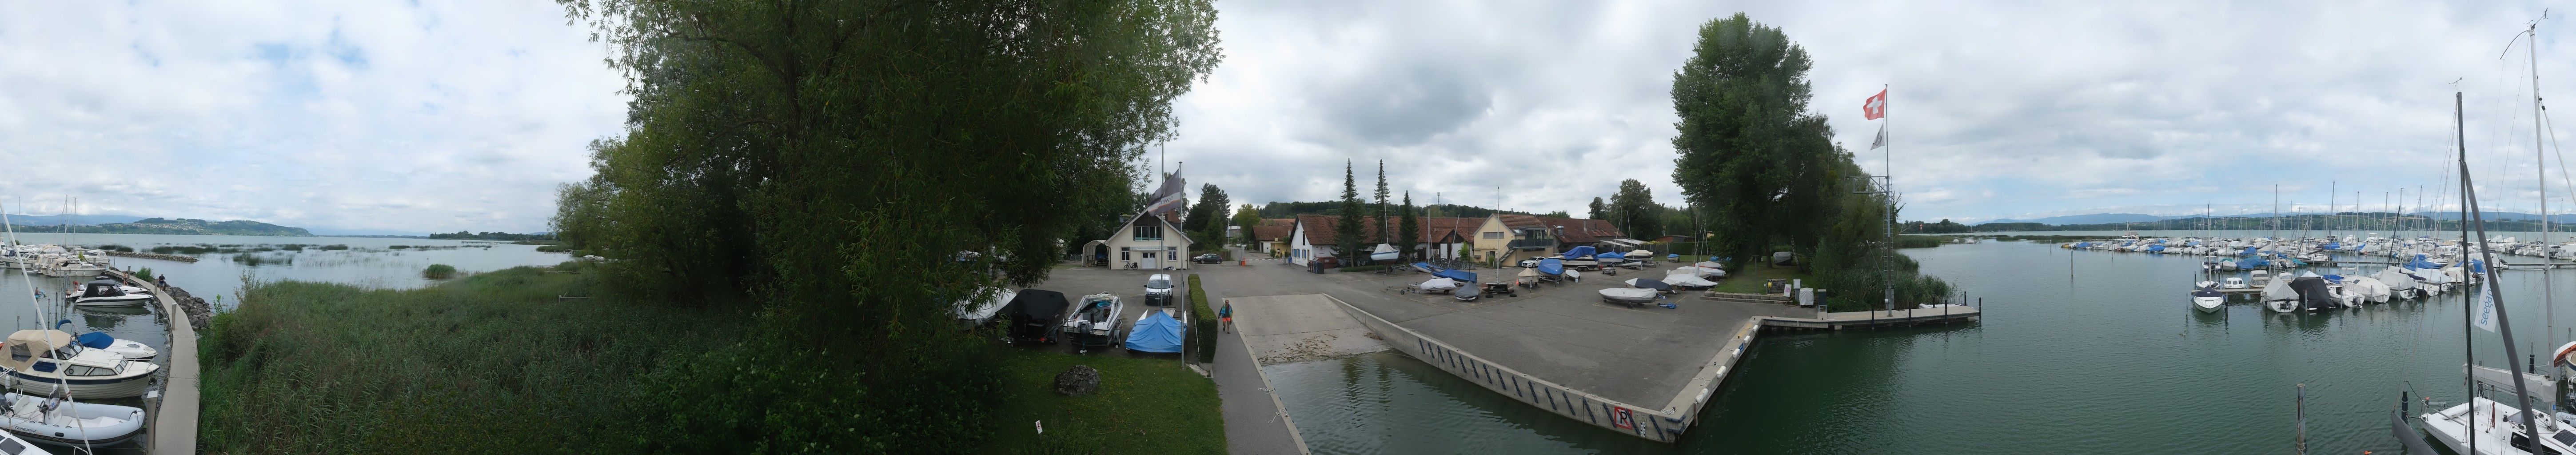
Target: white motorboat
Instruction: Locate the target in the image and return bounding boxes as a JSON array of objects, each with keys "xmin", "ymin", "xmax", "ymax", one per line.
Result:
[
  {"xmin": 2221, "ymin": 277, "xmax": 2248, "ymax": 289},
  {"xmin": 2420, "ymin": 396, "xmax": 2576, "ymax": 455},
  {"xmin": 29, "ymin": 257, "xmax": 98, "ymax": 279},
  {"xmin": 2190, "ymin": 287, "xmax": 2224, "ymax": 313},
  {"xmin": 1064, "ymin": 293, "xmax": 1124, "ymax": 352},
  {"xmin": 42, "ymin": 323, "xmax": 152, "ymax": 362},
  {"xmin": 0, "ymin": 331, "xmax": 157, "ymax": 399},
  {"xmin": 65, "ymin": 281, "xmax": 146, "ymax": 308},
  {"xmin": 0, "ymin": 391, "xmax": 142, "ymax": 447}
]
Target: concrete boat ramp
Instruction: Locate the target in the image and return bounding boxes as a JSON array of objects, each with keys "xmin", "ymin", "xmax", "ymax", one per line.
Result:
[{"xmin": 1217, "ymin": 264, "xmax": 1978, "ymax": 443}]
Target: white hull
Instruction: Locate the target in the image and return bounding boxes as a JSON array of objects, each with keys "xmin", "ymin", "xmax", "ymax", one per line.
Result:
[
  {"xmin": 34, "ymin": 267, "xmax": 99, "ymax": 279},
  {"xmin": 0, "ymin": 393, "xmax": 142, "ymax": 446},
  {"xmin": 2193, "ymin": 297, "xmax": 2223, "ymax": 312},
  {"xmin": 0, "ymin": 368, "xmax": 156, "ymax": 399},
  {"xmin": 2420, "ymin": 397, "xmax": 2576, "ymax": 455},
  {"xmin": 67, "ymin": 296, "xmax": 147, "ymax": 308}
]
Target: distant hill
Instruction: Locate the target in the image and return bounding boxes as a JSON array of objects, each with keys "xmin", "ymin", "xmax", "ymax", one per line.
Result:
[
  {"xmin": 60, "ymin": 218, "xmax": 312, "ymax": 236},
  {"xmin": 2409, "ymin": 211, "xmax": 2576, "ymax": 223},
  {"xmin": 1976, "ymin": 213, "xmax": 2165, "ymax": 225},
  {"xmin": 0, "ymin": 214, "xmax": 146, "ymax": 227}
]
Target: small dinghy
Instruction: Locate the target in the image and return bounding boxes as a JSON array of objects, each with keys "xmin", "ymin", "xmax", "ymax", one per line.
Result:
[
  {"xmin": 0, "ymin": 390, "xmax": 142, "ymax": 447},
  {"xmin": 1599, "ymin": 288, "xmax": 1661, "ymax": 307}
]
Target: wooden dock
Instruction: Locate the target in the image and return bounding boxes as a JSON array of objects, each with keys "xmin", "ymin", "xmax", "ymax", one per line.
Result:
[{"xmin": 1755, "ymin": 306, "xmax": 1982, "ymax": 330}]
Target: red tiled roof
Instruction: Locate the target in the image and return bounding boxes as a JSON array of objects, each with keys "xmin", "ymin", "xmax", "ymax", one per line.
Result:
[
  {"xmin": 1495, "ymin": 213, "xmax": 1545, "ymax": 230},
  {"xmin": 1259, "ymin": 218, "xmax": 1295, "ymax": 227},
  {"xmin": 1294, "ymin": 215, "xmax": 1483, "ymax": 246},
  {"xmin": 1251, "ymin": 225, "xmax": 1292, "ymax": 242},
  {"xmin": 1535, "ymin": 216, "xmax": 1626, "ymax": 244}
]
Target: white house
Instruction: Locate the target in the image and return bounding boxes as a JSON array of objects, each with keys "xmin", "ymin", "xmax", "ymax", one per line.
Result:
[{"xmin": 1093, "ymin": 212, "xmax": 1194, "ymax": 270}]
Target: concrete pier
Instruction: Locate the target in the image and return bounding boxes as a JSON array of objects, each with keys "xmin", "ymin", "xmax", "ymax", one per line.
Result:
[{"xmin": 107, "ymin": 269, "xmax": 197, "ymax": 455}]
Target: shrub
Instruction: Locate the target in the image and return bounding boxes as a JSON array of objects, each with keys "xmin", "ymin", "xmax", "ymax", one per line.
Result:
[
  {"xmin": 423, "ymin": 264, "xmax": 458, "ymax": 279},
  {"xmin": 1188, "ymin": 274, "xmax": 1215, "ymax": 363},
  {"xmin": 96, "ymin": 244, "xmax": 134, "ymax": 252},
  {"xmin": 389, "ymin": 245, "xmax": 412, "ymax": 250},
  {"xmin": 534, "ymin": 245, "xmax": 573, "ymax": 253},
  {"xmin": 319, "ymin": 244, "xmax": 350, "ymax": 250},
  {"xmin": 152, "ymin": 245, "xmax": 219, "ymax": 255},
  {"xmin": 133, "ymin": 268, "xmax": 153, "ymax": 281}
]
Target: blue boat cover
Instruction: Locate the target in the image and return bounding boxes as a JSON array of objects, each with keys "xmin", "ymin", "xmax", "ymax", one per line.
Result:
[
  {"xmin": 1434, "ymin": 269, "xmax": 1478, "ymax": 283},
  {"xmin": 2320, "ymin": 242, "xmax": 2341, "ymax": 250},
  {"xmin": 2146, "ymin": 245, "xmax": 2166, "ymax": 252},
  {"xmin": 1667, "ymin": 254, "xmax": 1680, "ymax": 259},
  {"xmin": 1537, "ymin": 258, "xmax": 1565, "ymax": 275},
  {"xmin": 1123, "ymin": 311, "xmax": 1184, "ymax": 353},
  {"xmin": 1596, "ymin": 251, "xmax": 1626, "ymax": 260},
  {"xmin": 74, "ymin": 331, "xmax": 113, "ymax": 349},
  {"xmin": 2470, "ymin": 259, "xmax": 2487, "ymax": 274},
  {"xmin": 1412, "ymin": 262, "xmax": 1443, "ymax": 273},
  {"xmin": 2073, "ymin": 242, "xmax": 2093, "ymax": 248},
  {"xmin": 1559, "ymin": 246, "xmax": 1596, "ymax": 259},
  {"xmin": 2322, "ymin": 274, "xmax": 2344, "ymax": 283},
  {"xmin": 2405, "ymin": 254, "xmax": 2440, "ymax": 269}
]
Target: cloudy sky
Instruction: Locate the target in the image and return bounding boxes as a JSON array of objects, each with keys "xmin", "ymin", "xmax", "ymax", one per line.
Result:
[
  {"xmin": 0, "ymin": 1, "xmax": 622, "ymax": 235},
  {"xmin": 1165, "ymin": 0, "xmax": 2576, "ymax": 223},
  {"xmin": 8, "ymin": 2, "xmax": 2576, "ymax": 235}
]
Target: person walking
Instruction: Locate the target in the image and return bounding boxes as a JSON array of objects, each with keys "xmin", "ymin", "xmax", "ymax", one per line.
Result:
[{"xmin": 1219, "ymin": 299, "xmax": 1234, "ymax": 334}]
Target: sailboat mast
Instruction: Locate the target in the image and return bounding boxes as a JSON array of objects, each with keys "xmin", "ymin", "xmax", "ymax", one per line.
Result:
[{"xmin": 2462, "ymin": 90, "xmax": 2544, "ymax": 439}]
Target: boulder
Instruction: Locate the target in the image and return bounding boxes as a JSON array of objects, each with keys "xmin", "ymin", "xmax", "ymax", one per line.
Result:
[{"xmin": 1053, "ymin": 365, "xmax": 1101, "ymax": 397}]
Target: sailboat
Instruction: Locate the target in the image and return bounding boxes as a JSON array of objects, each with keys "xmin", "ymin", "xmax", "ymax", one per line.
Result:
[{"xmin": 2410, "ymin": 83, "xmax": 2561, "ymax": 454}]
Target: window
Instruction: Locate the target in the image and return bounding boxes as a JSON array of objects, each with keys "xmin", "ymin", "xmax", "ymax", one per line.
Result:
[
  {"xmin": 1135, "ymin": 225, "xmax": 1163, "ymax": 241},
  {"xmin": 7, "ymin": 345, "xmax": 23, "ymax": 362},
  {"xmin": 65, "ymin": 365, "xmax": 116, "ymax": 376},
  {"xmin": 1121, "ymin": 250, "xmax": 1131, "ymax": 261},
  {"xmin": 1482, "ymin": 231, "xmax": 1503, "ymax": 239}
]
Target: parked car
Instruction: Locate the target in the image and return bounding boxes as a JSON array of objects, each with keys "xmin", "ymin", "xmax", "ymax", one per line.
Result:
[
  {"xmin": 1192, "ymin": 253, "xmax": 1221, "ymax": 263},
  {"xmin": 1517, "ymin": 259, "xmax": 1539, "ymax": 267},
  {"xmin": 1144, "ymin": 274, "xmax": 1176, "ymax": 306}
]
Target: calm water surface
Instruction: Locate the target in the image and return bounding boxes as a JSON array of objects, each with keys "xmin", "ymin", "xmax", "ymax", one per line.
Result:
[
  {"xmin": 1268, "ymin": 239, "xmax": 2576, "ymax": 454},
  {"xmin": 0, "ymin": 233, "xmax": 565, "ymax": 452}
]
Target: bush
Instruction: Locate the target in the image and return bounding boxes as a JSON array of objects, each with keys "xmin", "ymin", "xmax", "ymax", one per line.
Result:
[
  {"xmin": 96, "ymin": 244, "xmax": 134, "ymax": 252},
  {"xmin": 319, "ymin": 244, "xmax": 350, "ymax": 250},
  {"xmin": 1188, "ymin": 274, "xmax": 1215, "ymax": 363},
  {"xmin": 534, "ymin": 245, "xmax": 573, "ymax": 253},
  {"xmin": 423, "ymin": 264, "xmax": 458, "ymax": 279},
  {"xmin": 133, "ymin": 268, "xmax": 153, "ymax": 281},
  {"xmin": 1895, "ymin": 235, "xmax": 1948, "ymax": 249},
  {"xmin": 389, "ymin": 245, "xmax": 412, "ymax": 250},
  {"xmin": 152, "ymin": 245, "xmax": 219, "ymax": 255}
]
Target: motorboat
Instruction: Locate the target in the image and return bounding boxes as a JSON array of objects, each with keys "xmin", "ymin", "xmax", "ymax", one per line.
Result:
[
  {"xmin": 66, "ymin": 281, "xmax": 147, "ymax": 308},
  {"xmin": 0, "ymin": 390, "xmax": 142, "ymax": 447},
  {"xmin": 0, "ymin": 330, "xmax": 157, "ymax": 399},
  {"xmin": 2220, "ymin": 277, "xmax": 2247, "ymax": 289},
  {"xmin": 2190, "ymin": 287, "xmax": 2224, "ymax": 313},
  {"xmin": 950, "ymin": 287, "xmax": 1016, "ymax": 328},
  {"xmin": 1599, "ymin": 288, "xmax": 1661, "ymax": 308},
  {"xmin": 2262, "ymin": 275, "xmax": 2300, "ymax": 313},
  {"xmin": 1065, "ymin": 293, "xmax": 1124, "ymax": 352},
  {"xmin": 30, "ymin": 257, "xmax": 99, "ymax": 279},
  {"xmin": 42, "ymin": 323, "xmax": 151, "ymax": 361}
]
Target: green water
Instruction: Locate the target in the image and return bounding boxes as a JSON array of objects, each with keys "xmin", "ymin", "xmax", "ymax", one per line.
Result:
[{"xmin": 1266, "ymin": 239, "xmax": 2576, "ymax": 454}]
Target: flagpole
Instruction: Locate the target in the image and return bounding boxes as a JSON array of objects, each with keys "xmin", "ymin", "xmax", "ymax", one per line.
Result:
[{"xmin": 1882, "ymin": 84, "xmax": 1894, "ymax": 314}]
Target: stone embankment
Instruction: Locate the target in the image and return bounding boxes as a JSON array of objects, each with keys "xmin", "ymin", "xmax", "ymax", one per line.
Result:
[
  {"xmin": 148, "ymin": 279, "xmax": 215, "ymax": 331},
  {"xmin": 105, "ymin": 250, "xmax": 200, "ymax": 263}
]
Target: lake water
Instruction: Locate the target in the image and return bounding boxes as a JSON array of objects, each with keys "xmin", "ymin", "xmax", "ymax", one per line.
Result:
[
  {"xmin": 0, "ymin": 233, "xmax": 567, "ymax": 452},
  {"xmin": 1266, "ymin": 238, "xmax": 2576, "ymax": 454}
]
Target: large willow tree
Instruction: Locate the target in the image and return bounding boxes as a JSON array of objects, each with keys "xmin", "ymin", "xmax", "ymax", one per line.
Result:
[{"xmin": 551, "ymin": 1, "xmax": 1220, "ymax": 452}]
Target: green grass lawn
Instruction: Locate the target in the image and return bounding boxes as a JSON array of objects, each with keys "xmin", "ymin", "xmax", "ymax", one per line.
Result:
[
  {"xmin": 979, "ymin": 349, "xmax": 1224, "ymax": 455},
  {"xmin": 1709, "ymin": 263, "xmax": 1810, "ymax": 294}
]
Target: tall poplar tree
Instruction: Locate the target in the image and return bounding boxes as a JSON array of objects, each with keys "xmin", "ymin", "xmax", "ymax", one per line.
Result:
[
  {"xmin": 1373, "ymin": 160, "xmax": 1390, "ymax": 244},
  {"xmin": 1335, "ymin": 160, "xmax": 1366, "ymax": 260},
  {"xmin": 1398, "ymin": 192, "xmax": 1421, "ymax": 259}
]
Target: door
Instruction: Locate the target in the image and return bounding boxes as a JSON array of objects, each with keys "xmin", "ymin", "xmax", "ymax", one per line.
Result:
[{"xmin": 1140, "ymin": 252, "xmax": 1159, "ymax": 269}]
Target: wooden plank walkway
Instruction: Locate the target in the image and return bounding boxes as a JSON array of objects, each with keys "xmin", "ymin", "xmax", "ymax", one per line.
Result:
[{"xmin": 107, "ymin": 269, "xmax": 196, "ymax": 455}]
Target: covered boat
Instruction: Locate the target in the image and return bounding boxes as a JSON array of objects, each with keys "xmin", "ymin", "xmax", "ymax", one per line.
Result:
[
  {"xmin": 1599, "ymin": 288, "xmax": 1661, "ymax": 307},
  {"xmin": 1669, "ymin": 266, "xmax": 1725, "ymax": 279},
  {"xmin": 2288, "ymin": 276, "xmax": 2341, "ymax": 311},
  {"xmin": 1369, "ymin": 244, "xmax": 1400, "ymax": 262},
  {"xmin": 952, "ymin": 287, "xmax": 1017, "ymax": 328},
  {"xmin": 1623, "ymin": 278, "xmax": 1672, "ymax": 292},
  {"xmin": 2262, "ymin": 275, "xmax": 2301, "ymax": 313},
  {"xmin": 1559, "ymin": 246, "xmax": 1596, "ymax": 259},
  {"xmin": 1595, "ymin": 251, "xmax": 1626, "ymax": 265},
  {"xmin": 1661, "ymin": 273, "xmax": 1717, "ymax": 290},
  {"xmin": 1433, "ymin": 269, "xmax": 1478, "ymax": 283},
  {"xmin": 1626, "ymin": 250, "xmax": 1655, "ymax": 262},
  {"xmin": 1413, "ymin": 278, "xmax": 1462, "ymax": 294},
  {"xmin": 1122, "ymin": 311, "xmax": 1184, "ymax": 354},
  {"xmin": 1536, "ymin": 259, "xmax": 1565, "ymax": 276},
  {"xmin": 1412, "ymin": 262, "xmax": 1444, "ymax": 274},
  {"xmin": 1003, "ymin": 289, "xmax": 1072, "ymax": 344}
]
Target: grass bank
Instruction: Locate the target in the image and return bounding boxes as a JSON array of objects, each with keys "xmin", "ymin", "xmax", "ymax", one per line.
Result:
[
  {"xmin": 202, "ymin": 260, "xmax": 1226, "ymax": 455},
  {"xmin": 200, "ymin": 261, "xmax": 755, "ymax": 453},
  {"xmin": 978, "ymin": 349, "xmax": 1224, "ymax": 454}
]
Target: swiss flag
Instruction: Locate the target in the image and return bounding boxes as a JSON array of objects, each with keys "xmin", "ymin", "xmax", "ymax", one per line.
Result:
[{"xmin": 1862, "ymin": 88, "xmax": 1887, "ymax": 120}]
